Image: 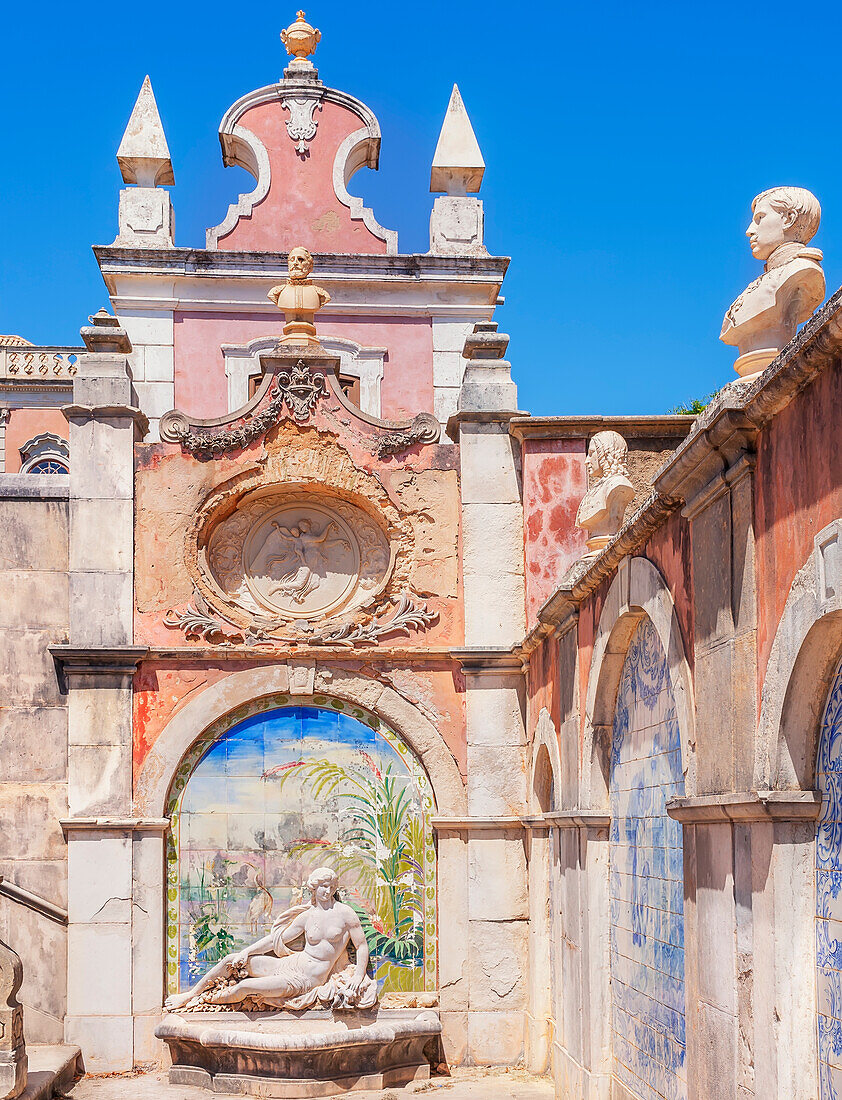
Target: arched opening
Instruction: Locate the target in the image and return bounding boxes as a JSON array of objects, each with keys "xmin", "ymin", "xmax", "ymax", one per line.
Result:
[
  {"xmin": 526, "ymin": 714, "xmax": 560, "ymax": 1074},
  {"xmin": 164, "ymin": 694, "xmax": 437, "ymax": 1000},
  {"xmin": 609, "ymin": 615, "xmax": 686, "ymax": 1098}
]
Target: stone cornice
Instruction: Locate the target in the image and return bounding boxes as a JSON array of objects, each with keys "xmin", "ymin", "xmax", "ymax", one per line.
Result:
[
  {"xmin": 521, "ymin": 811, "xmax": 610, "ymax": 830},
  {"xmin": 432, "ymin": 816, "xmax": 524, "ymax": 831},
  {"xmin": 563, "ymin": 492, "xmax": 682, "ymax": 602},
  {"xmin": 94, "ymin": 247, "xmax": 509, "ymax": 282},
  {"xmin": 449, "ymin": 647, "xmax": 524, "ymax": 671},
  {"xmin": 0, "ymin": 475, "xmax": 70, "ymax": 501},
  {"xmin": 144, "ymin": 645, "xmax": 459, "ymax": 662},
  {"xmin": 50, "ymin": 646, "xmax": 148, "ymax": 688},
  {"xmin": 60, "ymin": 817, "xmax": 170, "ymax": 834},
  {"xmin": 62, "ymin": 403, "xmax": 150, "ymax": 439},
  {"xmin": 666, "ymin": 790, "xmax": 821, "ymax": 824},
  {"xmin": 509, "ymin": 414, "xmax": 693, "ymax": 443}
]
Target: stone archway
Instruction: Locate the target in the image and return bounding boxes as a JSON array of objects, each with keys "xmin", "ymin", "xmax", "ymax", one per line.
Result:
[
  {"xmin": 583, "ymin": 556, "xmax": 695, "ymax": 810},
  {"xmin": 526, "ymin": 708, "xmax": 561, "ymax": 1074},
  {"xmin": 579, "ymin": 555, "xmax": 694, "ymax": 1094},
  {"xmin": 757, "ymin": 519, "xmax": 842, "ymax": 791},
  {"xmin": 135, "ymin": 662, "xmax": 465, "ymax": 820}
]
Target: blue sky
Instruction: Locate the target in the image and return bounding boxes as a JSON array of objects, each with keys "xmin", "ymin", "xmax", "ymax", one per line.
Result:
[{"xmin": 2, "ymin": 0, "xmax": 840, "ymax": 415}]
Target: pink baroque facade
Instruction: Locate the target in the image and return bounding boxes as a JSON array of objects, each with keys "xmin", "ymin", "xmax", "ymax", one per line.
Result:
[{"xmin": 2, "ymin": 20, "xmax": 842, "ymax": 1100}]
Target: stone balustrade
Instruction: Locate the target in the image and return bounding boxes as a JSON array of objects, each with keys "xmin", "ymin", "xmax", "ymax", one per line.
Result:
[{"xmin": 0, "ymin": 344, "xmax": 82, "ymax": 383}]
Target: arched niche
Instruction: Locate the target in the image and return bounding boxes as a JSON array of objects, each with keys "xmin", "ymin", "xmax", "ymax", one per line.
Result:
[
  {"xmin": 583, "ymin": 556, "xmax": 695, "ymax": 809},
  {"xmin": 530, "ymin": 707, "xmax": 561, "ymax": 815},
  {"xmin": 134, "ymin": 663, "xmax": 466, "ymax": 821},
  {"xmin": 162, "ymin": 693, "xmax": 438, "ymax": 1000},
  {"xmin": 758, "ymin": 519, "xmax": 842, "ymax": 790}
]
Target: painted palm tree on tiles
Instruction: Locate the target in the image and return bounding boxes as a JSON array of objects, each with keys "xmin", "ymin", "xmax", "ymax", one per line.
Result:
[{"xmin": 263, "ymin": 749, "xmax": 427, "ymax": 991}]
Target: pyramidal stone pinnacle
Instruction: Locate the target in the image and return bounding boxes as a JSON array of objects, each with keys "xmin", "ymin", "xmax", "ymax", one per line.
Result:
[
  {"xmin": 430, "ymin": 84, "xmax": 485, "ymax": 195},
  {"xmin": 117, "ymin": 75, "xmax": 174, "ymax": 187}
]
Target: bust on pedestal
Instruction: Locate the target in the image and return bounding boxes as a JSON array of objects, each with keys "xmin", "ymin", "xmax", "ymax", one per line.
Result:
[
  {"xmin": 268, "ymin": 247, "xmax": 331, "ymax": 347},
  {"xmin": 575, "ymin": 431, "xmax": 635, "ymax": 558},
  {"xmin": 720, "ymin": 186, "xmax": 825, "ymax": 381}
]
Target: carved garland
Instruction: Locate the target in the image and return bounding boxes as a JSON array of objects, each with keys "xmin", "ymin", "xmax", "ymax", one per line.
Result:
[
  {"xmin": 160, "ymin": 361, "xmax": 326, "ymax": 456},
  {"xmin": 164, "ymin": 590, "xmax": 438, "ymax": 649},
  {"xmin": 370, "ymin": 413, "xmax": 441, "ymax": 459}
]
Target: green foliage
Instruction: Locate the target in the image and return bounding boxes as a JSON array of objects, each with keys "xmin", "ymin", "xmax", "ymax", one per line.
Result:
[
  {"xmin": 187, "ymin": 857, "xmax": 239, "ymax": 974},
  {"xmin": 271, "ymin": 754, "xmax": 426, "ymax": 988},
  {"xmin": 669, "ymin": 393, "xmax": 715, "ymax": 415}
]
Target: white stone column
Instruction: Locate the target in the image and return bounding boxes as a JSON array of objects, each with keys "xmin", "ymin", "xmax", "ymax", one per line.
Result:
[
  {"xmin": 452, "ymin": 321, "xmax": 528, "ymax": 1063},
  {"xmin": 59, "ymin": 312, "xmax": 150, "ymax": 1071}
]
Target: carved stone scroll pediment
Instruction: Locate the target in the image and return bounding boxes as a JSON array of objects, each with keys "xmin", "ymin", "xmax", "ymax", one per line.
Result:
[{"xmin": 159, "ymin": 362, "xmax": 327, "ymax": 455}]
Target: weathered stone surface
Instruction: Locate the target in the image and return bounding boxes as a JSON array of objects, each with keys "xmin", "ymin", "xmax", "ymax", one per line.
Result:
[
  {"xmin": 468, "ymin": 921, "xmax": 527, "ymax": 1011},
  {"xmin": 466, "ymin": 744, "xmax": 527, "ymax": 816},
  {"xmin": 0, "ymin": 785, "xmax": 66, "ymax": 860},
  {"xmin": 64, "ymin": 1015, "xmax": 133, "ymax": 1074},
  {"xmin": 67, "ymin": 833, "xmax": 132, "ymax": 925},
  {"xmin": 0, "ymin": 501, "xmax": 68, "ymax": 571},
  {"xmin": 67, "ymin": 924, "xmax": 132, "ymax": 1018},
  {"xmin": 68, "ymin": 744, "xmax": 132, "ymax": 817},
  {"xmin": 0, "ymin": 572, "xmax": 67, "ymax": 630},
  {"xmin": 459, "ymin": 425, "xmax": 521, "ymax": 505},
  {"xmin": 465, "ymin": 673, "xmax": 526, "ymax": 747},
  {"xmin": 468, "ymin": 835, "xmax": 528, "ymax": 921},
  {"xmin": 0, "ymin": 708, "xmax": 67, "ymax": 782},
  {"xmin": 466, "ymin": 1009, "xmax": 525, "ymax": 1065}
]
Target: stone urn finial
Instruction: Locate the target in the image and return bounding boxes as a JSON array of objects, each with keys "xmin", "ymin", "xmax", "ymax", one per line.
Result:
[{"xmin": 281, "ymin": 10, "xmax": 321, "ymax": 70}]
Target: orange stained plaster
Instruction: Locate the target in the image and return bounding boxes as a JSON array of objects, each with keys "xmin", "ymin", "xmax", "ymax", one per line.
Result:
[{"xmin": 755, "ymin": 361, "xmax": 842, "ymax": 700}]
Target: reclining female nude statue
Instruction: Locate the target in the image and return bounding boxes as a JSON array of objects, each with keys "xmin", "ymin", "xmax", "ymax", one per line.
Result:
[{"xmin": 164, "ymin": 867, "xmax": 378, "ymax": 1012}]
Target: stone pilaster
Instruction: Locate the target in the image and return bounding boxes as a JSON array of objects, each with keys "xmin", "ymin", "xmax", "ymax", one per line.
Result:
[
  {"xmin": 450, "ymin": 321, "xmax": 528, "ymax": 1063},
  {"xmin": 59, "ymin": 312, "xmax": 150, "ymax": 1071},
  {"xmin": 668, "ymin": 793, "xmax": 820, "ymax": 1100}
]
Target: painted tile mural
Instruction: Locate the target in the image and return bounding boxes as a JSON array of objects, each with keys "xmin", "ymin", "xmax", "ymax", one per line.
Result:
[
  {"xmin": 816, "ymin": 657, "xmax": 842, "ymax": 1099},
  {"xmin": 609, "ymin": 617, "xmax": 686, "ymax": 1100},
  {"xmin": 165, "ymin": 696, "xmax": 437, "ymax": 997}
]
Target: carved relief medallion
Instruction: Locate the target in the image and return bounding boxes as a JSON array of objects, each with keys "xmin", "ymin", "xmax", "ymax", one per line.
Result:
[
  {"xmin": 243, "ymin": 503, "xmax": 359, "ymax": 618},
  {"xmin": 202, "ymin": 491, "xmax": 392, "ymax": 626}
]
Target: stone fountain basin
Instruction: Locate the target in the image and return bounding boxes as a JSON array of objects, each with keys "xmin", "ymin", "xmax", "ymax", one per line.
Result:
[{"xmin": 156, "ymin": 1008, "xmax": 441, "ymax": 1097}]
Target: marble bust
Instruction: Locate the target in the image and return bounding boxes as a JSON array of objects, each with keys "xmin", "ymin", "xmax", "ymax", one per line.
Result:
[
  {"xmin": 720, "ymin": 186, "xmax": 825, "ymax": 380},
  {"xmin": 163, "ymin": 867, "xmax": 378, "ymax": 1012},
  {"xmin": 268, "ymin": 247, "xmax": 331, "ymax": 347},
  {"xmin": 575, "ymin": 431, "xmax": 635, "ymax": 557}
]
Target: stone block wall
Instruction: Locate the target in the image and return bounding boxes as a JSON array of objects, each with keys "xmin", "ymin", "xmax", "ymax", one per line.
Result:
[{"xmin": 0, "ymin": 476, "xmax": 69, "ymax": 1043}]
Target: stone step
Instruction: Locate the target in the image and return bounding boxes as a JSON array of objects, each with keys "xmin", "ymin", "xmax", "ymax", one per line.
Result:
[{"xmin": 20, "ymin": 1044, "xmax": 82, "ymax": 1100}]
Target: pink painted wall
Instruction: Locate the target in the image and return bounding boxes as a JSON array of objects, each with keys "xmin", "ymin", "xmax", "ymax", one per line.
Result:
[
  {"xmin": 173, "ymin": 312, "xmax": 433, "ymax": 422},
  {"xmin": 4, "ymin": 407, "xmax": 68, "ymax": 472},
  {"xmin": 213, "ymin": 99, "xmax": 390, "ymax": 254},
  {"xmin": 522, "ymin": 438, "xmax": 589, "ymax": 630}
]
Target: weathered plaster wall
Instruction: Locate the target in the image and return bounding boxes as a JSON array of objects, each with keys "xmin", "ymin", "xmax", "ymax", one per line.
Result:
[
  {"xmin": 0, "ymin": 483, "xmax": 69, "ymax": 1043},
  {"xmin": 214, "ymin": 99, "xmax": 389, "ymax": 255},
  {"xmin": 4, "ymin": 408, "xmax": 69, "ymax": 473},
  {"xmin": 134, "ymin": 415, "xmax": 461, "ymax": 649},
  {"xmin": 172, "ymin": 313, "xmax": 434, "ymax": 422},
  {"xmin": 756, "ymin": 358, "xmax": 842, "ymax": 701},
  {"xmin": 522, "ymin": 440, "xmax": 588, "ymax": 630}
]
